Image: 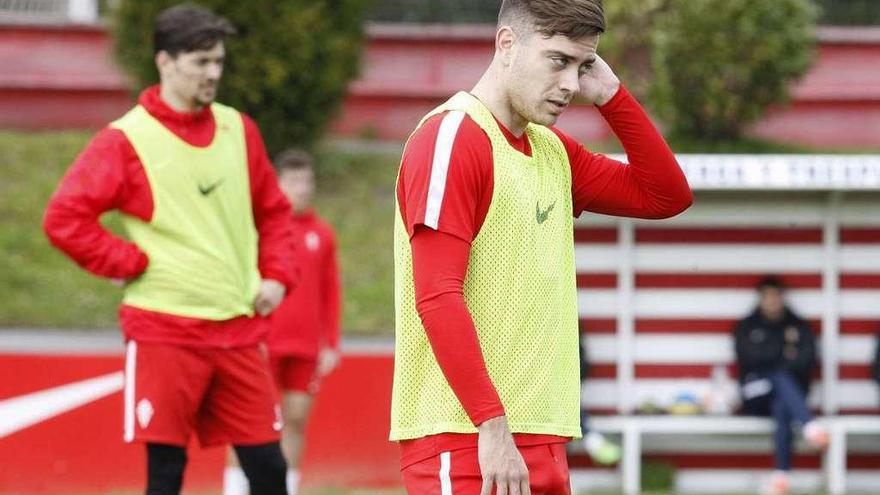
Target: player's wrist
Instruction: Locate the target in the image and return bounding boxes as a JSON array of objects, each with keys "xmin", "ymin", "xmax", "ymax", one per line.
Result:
[
  {"xmin": 594, "ymin": 81, "xmax": 623, "ymax": 108},
  {"xmin": 477, "ymin": 414, "xmax": 509, "ymax": 434}
]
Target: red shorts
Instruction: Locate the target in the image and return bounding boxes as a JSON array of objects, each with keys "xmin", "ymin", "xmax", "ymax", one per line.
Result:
[
  {"xmin": 268, "ymin": 354, "xmax": 320, "ymax": 394},
  {"xmin": 402, "ymin": 443, "xmax": 571, "ymax": 495},
  {"xmin": 123, "ymin": 341, "xmax": 282, "ymax": 447}
]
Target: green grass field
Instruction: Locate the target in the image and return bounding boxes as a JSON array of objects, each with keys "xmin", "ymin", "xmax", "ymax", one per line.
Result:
[{"xmin": 0, "ymin": 131, "xmax": 399, "ymax": 334}]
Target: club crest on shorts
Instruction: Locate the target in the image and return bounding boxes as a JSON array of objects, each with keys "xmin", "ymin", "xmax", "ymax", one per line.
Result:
[
  {"xmin": 273, "ymin": 404, "xmax": 283, "ymax": 431},
  {"xmin": 136, "ymin": 398, "xmax": 154, "ymax": 429}
]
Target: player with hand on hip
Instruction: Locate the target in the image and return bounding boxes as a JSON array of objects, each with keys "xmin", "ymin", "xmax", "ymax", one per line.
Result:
[{"xmin": 44, "ymin": 4, "xmax": 296, "ymax": 494}]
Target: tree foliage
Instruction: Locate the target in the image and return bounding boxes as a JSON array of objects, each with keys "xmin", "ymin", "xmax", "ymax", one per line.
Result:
[
  {"xmin": 651, "ymin": 0, "xmax": 817, "ymax": 139},
  {"xmin": 598, "ymin": 0, "xmax": 668, "ymax": 100},
  {"xmin": 112, "ymin": 0, "xmax": 369, "ymax": 154}
]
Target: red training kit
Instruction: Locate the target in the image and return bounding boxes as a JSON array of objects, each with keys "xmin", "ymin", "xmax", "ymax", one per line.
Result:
[
  {"xmin": 396, "ymin": 85, "xmax": 693, "ymax": 466},
  {"xmin": 266, "ymin": 210, "xmax": 341, "ymax": 357},
  {"xmin": 43, "ymin": 85, "xmax": 296, "ymax": 348}
]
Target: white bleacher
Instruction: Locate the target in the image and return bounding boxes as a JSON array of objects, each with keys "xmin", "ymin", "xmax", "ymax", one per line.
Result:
[
  {"xmin": 573, "ymin": 155, "xmax": 880, "ymax": 495},
  {"xmin": 0, "ymin": 0, "xmax": 97, "ymax": 24}
]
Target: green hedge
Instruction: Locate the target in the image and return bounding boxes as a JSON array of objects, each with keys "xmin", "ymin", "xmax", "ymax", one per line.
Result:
[
  {"xmin": 112, "ymin": 0, "xmax": 369, "ymax": 155},
  {"xmin": 652, "ymin": 0, "xmax": 817, "ymax": 140},
  {"xmin": 371, "ymin": 0, "xmax": 819, "ymax": 142}
]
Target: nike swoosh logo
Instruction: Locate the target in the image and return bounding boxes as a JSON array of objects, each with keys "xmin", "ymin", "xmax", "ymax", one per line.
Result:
[
  {"xmin": 0, "ymin": 372, "xmax": 123, "ymax": 438},
  {"xmin": 198, "ymin": 178, "xmax": 225, "ymax": 196},
  {"xmin": 536, "ymin": 201, "xmax": 555, "ymax": 224}
]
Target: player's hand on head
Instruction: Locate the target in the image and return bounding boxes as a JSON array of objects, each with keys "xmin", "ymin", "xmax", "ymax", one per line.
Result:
[
  {"xmin": 578, "ymin": 55, "xmax": 620, "ymax": 107},
  {"xmin": 254, "ymin": 279, "xmax": 286, "ymax": 316},
  {"xmin": 317, "ymin": 347, "xmax": 340, "ymax": 376},
  {"xmin": 477, "ymin": 416, "xmax": 531, "ymax": 495}
]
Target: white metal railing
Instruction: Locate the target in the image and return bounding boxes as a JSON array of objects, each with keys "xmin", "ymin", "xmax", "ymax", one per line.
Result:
[
  {"xmin": 678, "ymin": 154, "xmax": 880, "ymax": 190},
  {"xmin": 589, "ymin": 415, "xmax": 880, "ymax": 495},
  {"xmin": 0, "ymin": 0, "xmax": 97, "ymax": 24},
  {"xmin": 606, "ymin": 154, "xmax": 880, "ymax": 190}
]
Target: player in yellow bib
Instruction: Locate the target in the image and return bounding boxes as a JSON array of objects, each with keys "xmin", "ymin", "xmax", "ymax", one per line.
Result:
[
  {"xmin": 45, "ymin": 5, "xmax": 294, "ymax": 495},
  {"xmin": 391, "ymin": 1, "xmax": 694, "ymax": 494}
]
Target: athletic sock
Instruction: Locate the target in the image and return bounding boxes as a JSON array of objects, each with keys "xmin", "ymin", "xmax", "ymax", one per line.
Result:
[
  {"xmin": 583, "ymin": 431, "xmax": 622, "ymax": 465},
  {"xmin": 764, "ymin": 470, "xmax": 791, "ymax": 495},
  {"xmin": 286, "ymin": 469, "xmax": 300, "ymax": 495},
  {"xmin": 584, "ymin": 431, "xmax": 606, "ymax": 454},
  {"xmin": 223, "ymin": 466, "xmax": 249, "ymax": 495},
  {"xmin": 803, "ymin": 420, "xmax": 829, "ymax": 450}
]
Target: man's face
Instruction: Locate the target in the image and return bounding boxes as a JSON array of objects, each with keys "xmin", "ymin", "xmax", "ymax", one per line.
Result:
[
  {"xmin": 505, "ymin": 30, "xmax": 598, "ymax": 126},
  {"xmin": 158, "ymin": 42, "xmax": 225, "ymax": 109},
  {"xmin": 279, "ymin": 168, "xmax": 315, "ymax": 212},
  {"xmin": 759, "ymin": 287, "xmax": 785, "ymax": 321}
]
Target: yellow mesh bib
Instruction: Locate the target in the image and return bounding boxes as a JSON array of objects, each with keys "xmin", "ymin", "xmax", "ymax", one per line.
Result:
[
  {"xmin": 391, "ymin": 93, "xmax": 581, "ymax": 441},
  {"xmin": 111, "ymin": 103, "xmax": 260, "ymax": 320}
]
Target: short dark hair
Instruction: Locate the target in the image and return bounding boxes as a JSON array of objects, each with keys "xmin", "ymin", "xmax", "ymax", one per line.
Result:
[
  {"xmin": 498, "ymin": 0, "xmax": 605, "ymax": 39},
  {"xmin": 275, "ymin": 148, "xmax": 314, "ymax": 173},
  {"xmin": 154, "ymin": 3, "xmax": 236, "ymax": 57},
  {"xmin": 757, "ymin": 275, "xmax": 785, "ymax": 292}
]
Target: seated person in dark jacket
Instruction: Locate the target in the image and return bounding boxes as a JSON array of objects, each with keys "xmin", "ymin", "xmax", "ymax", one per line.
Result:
[{"xmin": 734, "ymin": 276, "xmax": 828, "ymax": 495}]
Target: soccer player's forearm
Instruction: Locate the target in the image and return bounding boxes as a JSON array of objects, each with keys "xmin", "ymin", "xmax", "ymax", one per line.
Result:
[
  {"xmin": 324, "ymin": 253, "xmax": 342, "ymax": 349},
  {"xmin": 411, "ymin": 228, "xmax": 506, "ymax": 425},
  {"xmin": 598, "ymin": 85, "xmax": 693, "ymax": 218},
  {"xmin": 418, "ymin": 298, "xmax": 507, "ymax": 425},
  {"xmin": 246, "ymin": 115, "xmax": 298, "ymax": 291},
  {"xmin": 43, "ymin": 171, "xmax": 148, "ymax": 279},
  {"xmin": 43, "ymin": 204, "xmax": 148, "ymax": 279}
]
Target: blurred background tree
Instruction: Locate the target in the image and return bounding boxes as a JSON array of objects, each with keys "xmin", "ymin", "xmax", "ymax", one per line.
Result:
[
  {"xmin": 598, "ymin": 0, "xmax": 668, "ymax": 101},
  {"xmin": 651, "ymin": 0, "xmax": 818, "ymax": 140},
  {"xmin": 368, "ymin": 0, "xmax": 826, "ymax": 143},
  {"xmin": 112, "ymin": 0, "xmax": 370, "ymax": 154}
]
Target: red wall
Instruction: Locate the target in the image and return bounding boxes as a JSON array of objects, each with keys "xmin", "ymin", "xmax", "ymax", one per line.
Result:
[
  {"xmin": 0, "ymin": 24, "xmax": 878, "ymax": 147},
  {"xmin": 0, "ymin": 350, "xmax": 400, "ymax": 494},
  {"xmin": 0, "ymin": 25, "xmax": 131, "ymax": 129},
  {"xmin": 3, "ymin": 347, "xmax": 877, "ymax": 494}
]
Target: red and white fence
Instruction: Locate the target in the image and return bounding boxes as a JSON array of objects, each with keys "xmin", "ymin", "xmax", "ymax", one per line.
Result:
[{"xmin": 571, "ymin": 155, "xmax": 880, "ymax": 493}]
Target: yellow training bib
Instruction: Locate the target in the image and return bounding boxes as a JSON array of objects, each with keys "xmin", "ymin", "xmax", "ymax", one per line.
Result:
[
  {"xmin": 111, "ymin": 103, "xmax": 260, "ymax": 320},
  {"xmin": 391, "ymin": 93, "xmax": 581, "ymax": 441}
]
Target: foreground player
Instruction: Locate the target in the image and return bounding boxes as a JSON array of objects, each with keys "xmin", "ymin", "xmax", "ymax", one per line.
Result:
[
  {"xmin": 44, "ymin": 5, "xmax": 294, "ymax": 495},
  {"xmin": 225, "ymin": 149, "xmax": 341, "ymax": 495},
  {"xmin": 391, "ymin": 1, "xmax": 693, "ymax": 493}
]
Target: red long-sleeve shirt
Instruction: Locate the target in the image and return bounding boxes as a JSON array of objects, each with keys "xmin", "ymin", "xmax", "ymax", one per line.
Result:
[
  {"xmin": 396, "ymin": 85, "xmax": 693, "ymax": 466},
  {"xmin": 266, "ymin": 210, "xmax": 341, "ymax": 357},
  {"xmin": 43, "ymin": 85, "xmax": 296, "ymax": 348}
]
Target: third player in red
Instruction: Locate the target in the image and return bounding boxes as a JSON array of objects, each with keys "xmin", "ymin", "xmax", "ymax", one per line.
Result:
[{"xmin": 224, "ymin": 149, "xmax": 342, "ymax": 495}]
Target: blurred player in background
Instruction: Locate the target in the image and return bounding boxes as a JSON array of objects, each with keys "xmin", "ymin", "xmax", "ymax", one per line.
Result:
[
  {"xmin": 43, "ymin": 4, "xmax": 294, "ymax": 494},
  {"xmin": 578, "ymin": 338, "xmax": 620, "ymax": 465},
  {"xmin": 224, "ymin": 149, "xmax": 341, "ymax": 495},
  {"xmin": 391, "ymin": 0, "xmax": 693, "ymax": 493},
  {"xmin": 734, "ymin": 276, "xmax": 828, "ymax": 495}
]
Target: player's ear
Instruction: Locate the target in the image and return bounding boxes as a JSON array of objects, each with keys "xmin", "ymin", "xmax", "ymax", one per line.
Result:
[
  {"xmin": 155, "ymin": 50, "xmax": 175, "ymax": 76},
  {"xmin": 155, "ymin": 51, "xmax": 167, "ymax": 72},
  {"xmin": 496, "ymin": 25, "xmax": 517, "ymax": 67}
]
